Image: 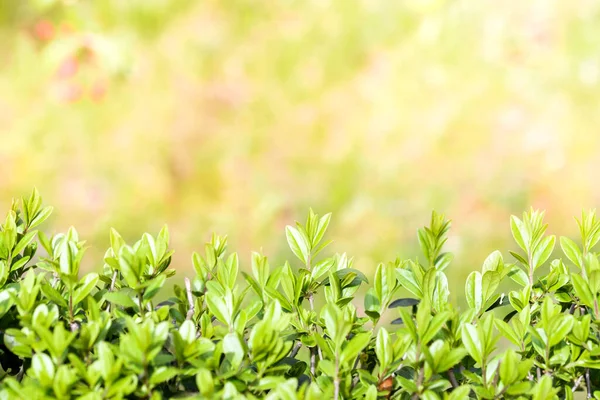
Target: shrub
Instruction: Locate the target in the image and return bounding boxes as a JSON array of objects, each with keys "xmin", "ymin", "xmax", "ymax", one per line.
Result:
[{"xmin": 0, "ymin": 190, "xmax": 599, "ymax": 399}]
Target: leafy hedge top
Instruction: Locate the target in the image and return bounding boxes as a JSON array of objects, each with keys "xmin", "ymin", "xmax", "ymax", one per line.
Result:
[{"xmin": 0, "ymin": 190, "xmax": 600, "ymax": 399}]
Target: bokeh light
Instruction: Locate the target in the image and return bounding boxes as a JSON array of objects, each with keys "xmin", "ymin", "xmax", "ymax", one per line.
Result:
[{"xmin": 1, "ymin": 0, "xmax": 599, "ymax": 296}]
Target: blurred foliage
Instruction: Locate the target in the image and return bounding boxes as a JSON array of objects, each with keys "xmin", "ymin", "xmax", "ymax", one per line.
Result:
[{"xmin": 1, "ymin": 0, "xmax": 600, "ymax": 295}]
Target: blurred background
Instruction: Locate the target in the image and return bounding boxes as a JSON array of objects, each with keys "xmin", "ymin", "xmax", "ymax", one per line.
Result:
[{"xmin": 1, "ymin": 0, "xmax": 599, "ymax": 298}]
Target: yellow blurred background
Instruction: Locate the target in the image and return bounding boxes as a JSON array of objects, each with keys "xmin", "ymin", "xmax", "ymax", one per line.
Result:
[{"xmin": 1, "ymin": 0, "xmax": 599, "ymax": 294}]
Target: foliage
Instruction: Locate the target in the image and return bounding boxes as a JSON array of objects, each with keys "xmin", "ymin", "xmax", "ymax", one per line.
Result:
[{"xmin": 1, "ymin": 191, "xmax": 600, "ymax": 399}]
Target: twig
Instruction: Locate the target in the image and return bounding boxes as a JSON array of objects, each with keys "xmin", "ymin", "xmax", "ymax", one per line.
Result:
[
  {"xmin": 106, "ymin": 270, "xmax": 119, "ymax": 313},
  {"xmin": 333, "ymin": 355, "xmax": 340, "ymax": 400},
  {"xmin": 290, "ymin": 341, "xmax": 302, "ymax": 358},
  {"xmin": 185, "ymin": 277, "xmax": 195, "ymax": 320},
  {"xmin": 572, "ymin": 374, "xmax": 584, "ymax": 393},
  {"xmin": 447, "ymin": 369, "xmax": 459, "ymax": 388},
  {"xmin": 110, "ymin": 270, "xmax": 118, "ymax": 291},
  {"xmin": 52, "ymin": 272, "xmax": 59, "ymax": 289},
  {"xmin": 310, "ymin": 347, "xmax": 317, "ymax": 377},
  {"xmin": 412, "ymin": 343, "xmax": 423, "ymax": 400},
  {"xmin": 586, "ymin": 368, "xmax": 592, "ymax": 398}
]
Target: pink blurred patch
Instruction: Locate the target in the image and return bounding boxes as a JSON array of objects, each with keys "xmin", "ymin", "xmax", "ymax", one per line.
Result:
[
  {"xmin": 53, "ymin": 82, "xmax": 83, "ymax": 103},
  {"xmin": 90, "ymin": 80, "xmax": 108, "ymax": 102},
  {"xmin": 33, "ymin": 20, "xmax": 55, "ymax": 42},
  {"xmin": 56, "ymin": 57, "xmax": 79, "ymax": 80}
]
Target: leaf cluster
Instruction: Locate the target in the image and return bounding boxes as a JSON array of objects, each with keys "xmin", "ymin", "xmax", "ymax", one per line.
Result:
[{"xmin": 1, "ymin": 193, "xmax": 600, "ymax": 399}]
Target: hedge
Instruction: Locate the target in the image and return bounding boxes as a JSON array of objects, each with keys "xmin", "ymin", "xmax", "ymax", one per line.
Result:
[{"xmin": 0, "ymin": 189, "xmax": 599, "ymax": 399}]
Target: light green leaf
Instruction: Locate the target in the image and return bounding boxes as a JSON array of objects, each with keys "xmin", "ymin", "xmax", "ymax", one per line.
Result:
[
  {"xmin": 571, "ymin": 273, "xmax": 594, "ymax": 309},
  {"xmin": 465, "ymin": 271, "xmax": 482, "ymax": 312},
  {"xmin": 103, "ymin": 291, "xmax": 137, "ymax": 309},
  {"xmin": 206, "ymin": 291, "xmax": 229, "ymax": 326},
  {"xmin": 461, "ymin": 324, "xmax": 482, "ymax": 365},
  {"xmin": 29, "ymin": 206, "xmax": 53, "ymax": 230},
  {"xmin": 482, "ymin": 250, "xmax": 503, "ymax": 274},
  {"xmin": 510, "ymin": 216, "xmax": 528, "ymax": 252},
  {"xmin": 72, "ymin": 273, "xmax": 99, "ymax": 304},
  {"xmin": 12, "ymin": 230, "xmax": 37, "ymax": 256},
  {"xmin": 396, "ymin": 268, "xmax": 422, "ymax": 299},
  {"xmin": 30, "ymin": 352, "xmax": 55, "ymax": 387},
  {"xmin": 532, "ymin": 235, "xmax": 555, "ymax": 270},
  {"xmin": 286, "ymin": 226, "xmax": 310, "ymax": 264},
  {"xmin": 560, "ymin": 236, "xmax": 582, "ymax": 268},
  {"xmin": 340, "ymin": 332, "xmax": 371, "ymax": 366},
  {"xmin": 375, "ymin": 327, "xmax": 393, "ymax": 373},
  {"xmin": 149, "ymin": 366, "xmax": 178, "ymax": 385}
]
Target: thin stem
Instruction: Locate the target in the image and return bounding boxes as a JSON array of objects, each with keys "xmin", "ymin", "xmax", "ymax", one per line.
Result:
[
  {"xmin": 106, "ymin": 270, "xmax": 119, "ymax": 313},
  {"xmin": 528, "ymin": 254, "xmax": 534, "ymax": 286},
  {"xmin": 52, "ymin": 272, "xmax": 59, "ymax": 289},
  {"xmin": 290, "ymin": 341, "xmax": 302, "ymax": 359},
  {"xmin": 333, "ymin": 352, "xmax": 340, "ymax": 400},
  {"xmin": 310, "ymin": 347, "xmax": 317, "ymax": 377},
  {"xmin": 109, "ymin": 270, "xmax": 118, "ymax": 291},
  {"xmin": 69, "ymin": 294, "xmax": 78, "ymax": 332},
  {"xmin": 138, "ymin": 292, "xmax": 145, "ymax": 317},
  {"xmin": 447, "ymin": 369, "xmax": 459, "ymax": 388},
  {"xmin": 308, "ymin": 293, "xmax": 323, "ymax": 360},
  {"xmin": 573, "ymin": 374, "xmax": 584, "ymax": 393},
  {"xmin": 586, "ymin": 368, "xmax": 592, "ymax": 398},
  {"xmin": 184, "ymin": 277, "xmax": 195, "ymax": 320},
  {"xmin": 583, "ymin": 247, "xmax": 589, "ymax": 280},
  {"xmin": 412, "ymin": 342, "xmax": 423, "ymax": 400}
]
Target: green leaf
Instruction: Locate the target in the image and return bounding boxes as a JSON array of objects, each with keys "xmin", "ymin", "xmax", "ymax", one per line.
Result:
[
  {"xmin": 143, "ymin": 274, "xmax": 166, "ymax": 301},
  {"xmin": 422, "ymin": 311, "xmax": 449, "ymax": 344},
  {"xmin": 196, "ymin": 369, "xmax": 214, "ymax": 396},
  {"xmin": 548, "ymin": 315, "xmax": 574, "ymax": 347},
  {"xmin": 571, "ymin": 273, "xmax": 594, "ymax": 308},
  {"xmin": 509, "ymin": 251, "xmax": 529, "ymax": 267},
  {"xmin": 29, "ymin": 206, "xmax": 53, "ymax": 230},
  {"xmin": 560, "ymin": 236, "xmax": 582, "ymax": 268},
  {"xmin": 313, "ymin": 213, "xmax": 332, "ymax": 247},
  {"xmin": 9, "ymin": 256, "xmax": 30, "ymax": 272},
  {"xmin": 311, "ymin": 257, "xmax": 334, "ymax": 280},
  {"xmin": 12, "ymin": 230, "xmax": 37, "ymax": 256},
  {"xmin": 149, "ymin": 366, "xmax": 178, "ymax": 385},
  {"xmin": 507, "ymin": 265, "xmax": 529, "ymax": 287},
  {"xmin": 103, "ymin": 291, "xmax": 137, "ymax": 309},
  {"xmin": 532, "ymin": 235, "xmax": 555, "ymax": 269},
  {"xmin": 499, "ymin": 348, "xmax": 518, "ymax": 385},
  {"xmin": 340, "ymin": 332, "xmax": 371, "ymax": 366},
  {"xmin": 374, "ymin": 262, "xmax": 396, "ymax": 307},
  {"xmin": 286, "ymin": 225, "xmax": 310, "ymax": 264},
  {"xmin": 436, "ymin": 347, "xmax": 467, "ymax": 372},
  {"xmin": 510, "ymin": 216, "xmax": 528, "ymax": 252},
  {"xmin": 396, "ymin": 268, "xmax": 422, "ymax": 299},
  {"xmin": 531, "ymin": 375, "xmax": 558, "ymax": 400},
  {"xmin": 494, "ymin": 319, "xmax": 520, "ymax": 347},
  {"xmin": 206, "ymin": 291, "xmax": 230, "ymax": 326},
  {"xmin": 461, "ymin": 324, "xmax": 482, "ymax": 365},
  {"xmin": 375, "ymin": 327, "xmax": 393, "ymax": 374},
  {"xmin": 72, "ymin": 273, "xmax": 99, "ymax": 304},
  {"xmin": 179, "ymin": 320, "xmax": 196, "ymax": 344},
  {"xmin": 30, "ymin": 352, "xmax": 55, "ymax": 387},
  {"xmin": 465, "ymin": 271, "xmax": 482, "ymax": 312},
  {"xmin": 222, "ymin": 332, "xmax": 245, "ymax": 371},
  {"xmin": 447, "ymin": 386, "xmax": 471, "ymax": 400},
  {"xmin": 481, "ymin": 271, "xmax": 500, "ymax": 305},
  {"xmin": 482, "ymin": 250, "xmax": 503, "ymax": 273}
]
